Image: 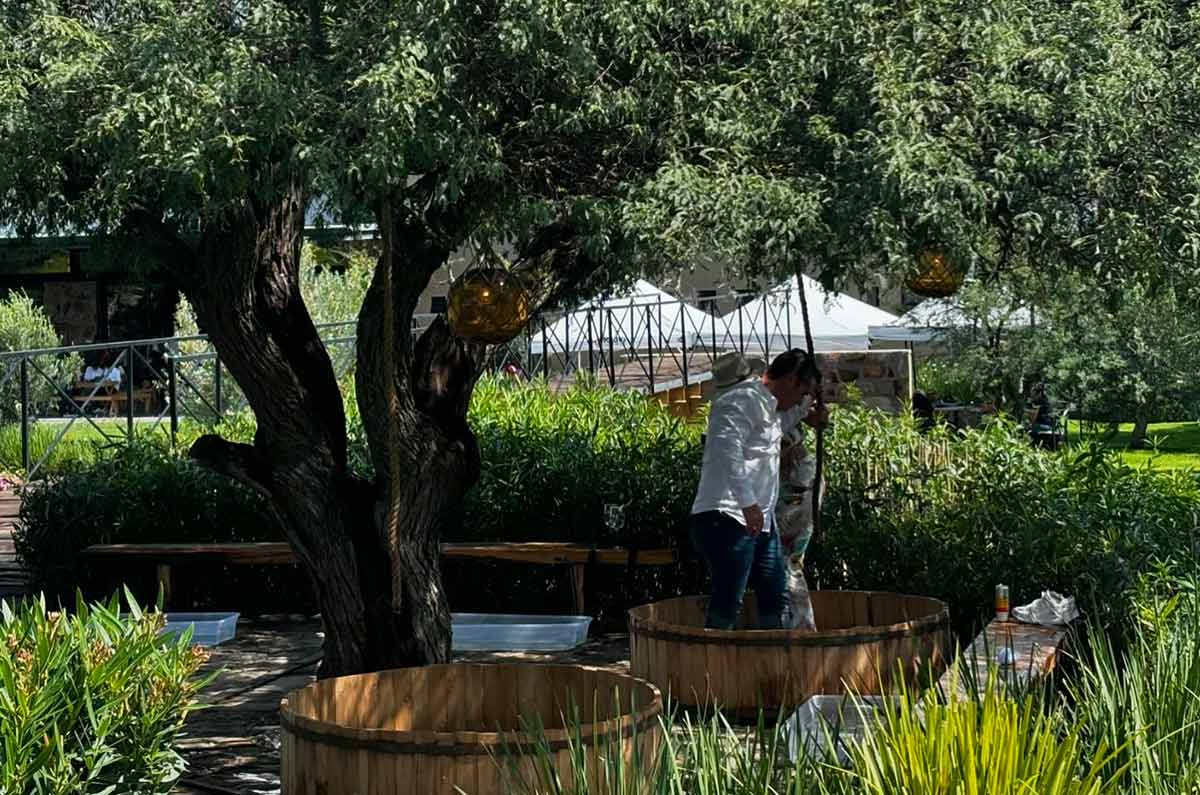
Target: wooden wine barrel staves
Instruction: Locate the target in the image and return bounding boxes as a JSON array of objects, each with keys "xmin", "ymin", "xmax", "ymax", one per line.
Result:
[
  {"xmin": 629, "ymin": 591, "xmax": 949, "ymax": 716},
  {"xmin": 279, "ymin": 663, "xmax": 662, "ymax": 795}
]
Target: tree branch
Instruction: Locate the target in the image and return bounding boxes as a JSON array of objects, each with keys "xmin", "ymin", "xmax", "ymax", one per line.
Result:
[{"xmin": 189, "ymin": 434, "xmax": 274, "ymax": 500}]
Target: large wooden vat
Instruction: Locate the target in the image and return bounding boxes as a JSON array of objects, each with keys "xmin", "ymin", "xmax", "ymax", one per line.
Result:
[
  {"xmin": 279, "ymin": 663, "xmax": 662, "ymax": 795},
  {"xmin": 629, "ymin": 591, "xmax": 948, "ymax": 715}
]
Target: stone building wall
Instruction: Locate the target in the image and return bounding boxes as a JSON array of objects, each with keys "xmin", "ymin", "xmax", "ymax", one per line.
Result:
[{"xmin": 815, "ymin": 349, "xmax": 913, "ymax": 414}]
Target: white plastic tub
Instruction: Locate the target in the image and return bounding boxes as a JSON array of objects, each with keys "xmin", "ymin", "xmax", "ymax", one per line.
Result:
[
  {"xmin": 162, "ymin": 612, "xmax": 240, "ymax": 647},
  {"xmin": 782, "ymin": 695, "xmax": 900, "ymax": 763},
  {"xmin": 451, "ymin": 613, "xmax": 592, "ymax": 652}
]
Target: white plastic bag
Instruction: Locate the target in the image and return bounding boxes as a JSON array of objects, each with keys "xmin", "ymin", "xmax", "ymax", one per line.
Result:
[{"xmin": 1011, "ymin": 590, "xmax": 1079, "ymax": 625}]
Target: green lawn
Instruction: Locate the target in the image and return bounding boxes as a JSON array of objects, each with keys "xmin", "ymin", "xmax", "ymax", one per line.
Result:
[{"xmin": 1069, "ymin": 420, "xmax": 1200, "ymax": 471}]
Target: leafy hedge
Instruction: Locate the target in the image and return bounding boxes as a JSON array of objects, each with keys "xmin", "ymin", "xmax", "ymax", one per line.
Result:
[
  {"xmin": 816, "ymin": 406, "xmax": 1200, "ymax": 639},
  {"xmin": 0, "ymin": 591, "xmax": 210, "ymax": 793},
  {"xmin": 14, "ymin": 381, "xmax": 1200, "ymax": 637},
  {"xmin": 13, "ymin": 442, "xmax": 312, "ymax": 614},
  {"xmin": 447, "ymin": 379, "xmax": 705, "ymax": 622}
]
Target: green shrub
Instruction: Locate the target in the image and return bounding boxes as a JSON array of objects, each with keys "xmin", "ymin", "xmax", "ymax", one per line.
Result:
[
  {"xmin": 0, "ymin": 291, "xmax": 82, "ymax": 423},
  {"xmin": 463, "ymin": 378, "xmax": 702, "ymax": 548},
  {"xmin": 0, "ymin": 590, "xmax": 212, "ymax": 793},
  {"xmin": 13, "ymin": 442, "xmax": 311, "ymax": 613},
  {"xmin": 815, "ymin": 404, "xmax": 1200, "ymax": 641},
  {"xmin": 449, "ymin": 378, "xmax": 706, "ymax": 625}
]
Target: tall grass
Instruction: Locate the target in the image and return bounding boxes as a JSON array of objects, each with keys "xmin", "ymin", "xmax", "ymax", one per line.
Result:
[
  {"xmin": 0, "ymin": 422, "xmax": 106, "ymax": 475},
  {"xmin": 493, "ymin": 674, "xmax": 1128, "ymax": 795},
  {"xmin": 1071, "ymin": 575, "xmax": 1200, "ymax": 794}
]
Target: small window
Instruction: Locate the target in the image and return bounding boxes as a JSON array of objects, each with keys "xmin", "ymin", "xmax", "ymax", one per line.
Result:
[
  {"xmin": 698, "ymin": 289, "xmax": 718, "ymax": 314},
  {"xmin": 430, "ymin": 295, "xmax": 448, "ymax": 314}
]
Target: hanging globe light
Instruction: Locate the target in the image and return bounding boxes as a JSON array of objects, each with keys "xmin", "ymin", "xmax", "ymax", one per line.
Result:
[
  {"xmin": 904, "ymin": 247, "xmax": 965, "ymax": 298},
  {"xmin": 446, "ymin": 266, "xmax": 531, "ymax": 345}
]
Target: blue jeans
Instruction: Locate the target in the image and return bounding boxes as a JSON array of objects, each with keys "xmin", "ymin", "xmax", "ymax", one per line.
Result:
[{"xmin": 690, "ymin": 511, "xmax": 787, "ymax": 630}]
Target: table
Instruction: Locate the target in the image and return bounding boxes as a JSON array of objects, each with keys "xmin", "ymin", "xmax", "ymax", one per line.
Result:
[{"xmin": 938, "ymin": 619, "xmax": 1069, "ymax": 698}]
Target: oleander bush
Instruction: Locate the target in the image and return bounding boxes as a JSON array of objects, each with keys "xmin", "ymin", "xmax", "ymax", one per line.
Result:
[
  {"xmin": 0, "ymin": 590, "xmax": 212, "ymax": 794},
  {"xmin": 816, "ymin": 405, "xmax": 1200, "ymax": 641}
]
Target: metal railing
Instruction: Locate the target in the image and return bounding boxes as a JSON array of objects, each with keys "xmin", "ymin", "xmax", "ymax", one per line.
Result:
[{"xmin": 0, "ymin": 286, "xmax": 814, "ymax": 477}]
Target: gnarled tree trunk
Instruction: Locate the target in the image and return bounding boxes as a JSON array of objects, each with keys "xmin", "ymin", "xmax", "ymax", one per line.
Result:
[
  {"xmin": 1130, "ymin": 405, "xmax": 1153, "ymax": 450},
  {"xmin": 148, "ymin": 173, "xmax": 582, "ymax": 677}
]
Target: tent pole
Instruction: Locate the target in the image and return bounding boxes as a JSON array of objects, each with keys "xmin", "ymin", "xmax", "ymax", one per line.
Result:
[{"xmin": 795, "ymin": 269, "xmax": 824, "ymax": 545}]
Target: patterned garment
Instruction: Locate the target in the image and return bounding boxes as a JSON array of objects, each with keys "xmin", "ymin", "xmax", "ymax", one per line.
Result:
[{"xmin": 776, "ymin": 425, "xmax": 818, "ymax": 631}]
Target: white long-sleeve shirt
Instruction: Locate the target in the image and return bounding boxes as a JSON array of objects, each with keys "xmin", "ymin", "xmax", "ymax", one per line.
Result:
[{"xmin": 691, "ymin": 380, "xmax": 811, "ymax": 530}]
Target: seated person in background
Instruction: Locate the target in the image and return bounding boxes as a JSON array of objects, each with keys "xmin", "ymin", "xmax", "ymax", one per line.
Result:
[
  {"xmin": 912, "ymin": 391, "xmax": 936, "ymax": 432},
  {"xmin": 1028, "ymin": 384, "xmax": 1057, "ymax": 445}
]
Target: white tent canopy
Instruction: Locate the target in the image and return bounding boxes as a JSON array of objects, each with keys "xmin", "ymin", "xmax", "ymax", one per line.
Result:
[
  {"xmin": 529, "ymin": 279, "xmax": 712, "ymax": 355},
  {"xmin": 868, "ymin": 296, "xmax": 1032, "ymax": 344},
  {"xmin": 712, "ymin": 275, "xmax": 899, "ymax": 354}
]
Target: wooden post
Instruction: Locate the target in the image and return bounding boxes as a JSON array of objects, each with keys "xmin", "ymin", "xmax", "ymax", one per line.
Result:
[{"xmin": 570, "ymin": 564, "xmax": 586, "ymax": 615}]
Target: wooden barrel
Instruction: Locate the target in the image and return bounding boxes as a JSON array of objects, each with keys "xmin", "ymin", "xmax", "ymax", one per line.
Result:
[
  {"xmin": 279, "ymin": 663, "xmax": 662, "ymax": 795},
  {"xmin": 629, "ymin": 591, "xmax": 948, "ymax": 715}
]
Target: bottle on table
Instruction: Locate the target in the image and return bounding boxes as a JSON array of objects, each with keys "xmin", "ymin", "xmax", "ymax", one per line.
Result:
[{"xmin": 995, "ymin": 584, "xmax": 1010, "ymax": 622}]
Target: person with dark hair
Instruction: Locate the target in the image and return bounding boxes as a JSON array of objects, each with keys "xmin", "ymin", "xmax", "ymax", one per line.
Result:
[
  {"xmin": 690, "ymin": 348, "xmax": 829, "ymax": 630},
  {"xmin": 912, "ymin": 391, "xmax": 935, "ymax": 432}
]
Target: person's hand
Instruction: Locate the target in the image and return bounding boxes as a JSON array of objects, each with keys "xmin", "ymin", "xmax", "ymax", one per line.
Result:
[
  {"xmin": 806, "ymin": 401, "xmax": 830, "ymax": 429},
  {"xmin": 742, "ymin": 504, "xmax": 764, "ymax": 535}
]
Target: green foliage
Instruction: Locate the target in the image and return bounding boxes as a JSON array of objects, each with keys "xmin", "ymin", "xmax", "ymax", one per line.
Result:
[
  {"xmin": 3, "ymin": 1, "xmax": 1197, "ymax": 293},
  {"xmin": 815, "ymin": 404, "xmax": 1200, "ymax": 640},
  {"xmin": 842, "ymin": 678, "xmax": 1124, "ymax": 795},
  {"xmin": 298, "ymin": 243, "xmax": 374, "ymax": 328},
  {"xmin": 0, "ymin": 590, "xmax": 212, "ymax": 794},
  {"xmin": 171, "ymin": 242, "xmax": 370, "ymax": 418},
  {"xmin": 450, "ymin": 378, "xmax": 706, "ymax": 623},
  {"xmin": 1071, "ymin": 574, "xmax": 1200, "ymax": 794},
  {"xmin": 496, "ymin": 676, "xmax": 1124, "ymax": 795},
  {"xmin": 0, "ymin": 421, "xmax": 103, "ymax": 477},
  {"xmin": 925, "ymin": 276, "xmax": 1200, "ymax": 427},
  {"xmin": 0, "ymin": 291, "xmax": 81, "ymax": 423},
  {"xmin": 13, "ymin": 441, "xmax": 285, "ymax": 610},
  {"xmin": 18, "ymin": 382, "xmax": 1200, "ymax": 634},
  {"xmin": 463, "ymin": 378, "xmax": 702, "ymax": 547}
]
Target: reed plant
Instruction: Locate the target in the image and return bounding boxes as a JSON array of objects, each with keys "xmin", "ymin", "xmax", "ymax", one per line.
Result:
[{"xmin": 1070, "ymin": 573, "xmax": 1200, "ymax": 794}]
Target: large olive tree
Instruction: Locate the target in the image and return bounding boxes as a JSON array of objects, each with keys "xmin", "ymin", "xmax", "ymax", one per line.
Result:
[{"xmin": 2, "ymin": 0, "xmax": 1196, "ymax": 676}]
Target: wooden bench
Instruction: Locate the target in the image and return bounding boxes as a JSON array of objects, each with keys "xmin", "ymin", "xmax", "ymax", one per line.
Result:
[
  {"xmin": 72, "ymin": 383, "xmax": 157, "ymax": 416},
  {"xmin": 82, "ymin": 541, "xmax": 675, "ymax": 614}
]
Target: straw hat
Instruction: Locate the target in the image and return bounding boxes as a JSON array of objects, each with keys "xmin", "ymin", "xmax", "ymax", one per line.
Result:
[{"xmin": 711, "ymin": 353, "xmax": 766, "ymax": 398}]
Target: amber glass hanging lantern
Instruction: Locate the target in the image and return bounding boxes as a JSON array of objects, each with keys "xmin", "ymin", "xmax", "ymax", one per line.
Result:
[
  {"xmin": 904, "ymin": 247, "xmax": 965, "ymax": 298},
  {"xmin": 446, "ymin": 264, "xmax": 531, "ymax": 345}
]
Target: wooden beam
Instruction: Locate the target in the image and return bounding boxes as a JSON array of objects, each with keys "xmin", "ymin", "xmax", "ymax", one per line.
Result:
[
  {"xmin": 83, "ymin": 541, "xmax": 675, "ymax": 567},
  {"xmin": 440, "ymin": 542, "xmax": 674, "ymax": 566}
]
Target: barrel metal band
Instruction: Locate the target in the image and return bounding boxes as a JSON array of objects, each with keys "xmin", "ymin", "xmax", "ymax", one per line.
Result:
[
  {"xmin": 630, "ymin": 615, "xmax": 946, "ymax": 648},
  {"xmin": 280, "ymin": 710, "xmax": 661, "ymax": 757}
]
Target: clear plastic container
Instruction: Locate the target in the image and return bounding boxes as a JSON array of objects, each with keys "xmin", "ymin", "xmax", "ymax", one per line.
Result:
[
  {"xmin": 451, "ymin": 613, "xmax": 592, "ymax": 652},
  {"xmin": 782, "ymin": 694, "xmax": 899, "ymax": 763},
  {"xmin": 162, "ymin": 612, "xmax": 240, "ymax": 647}
]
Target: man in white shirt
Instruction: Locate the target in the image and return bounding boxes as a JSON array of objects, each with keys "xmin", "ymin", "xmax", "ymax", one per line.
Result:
[{"xmin": 691, "ymin": 349, "xmax": 827, "ymax": 629}]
